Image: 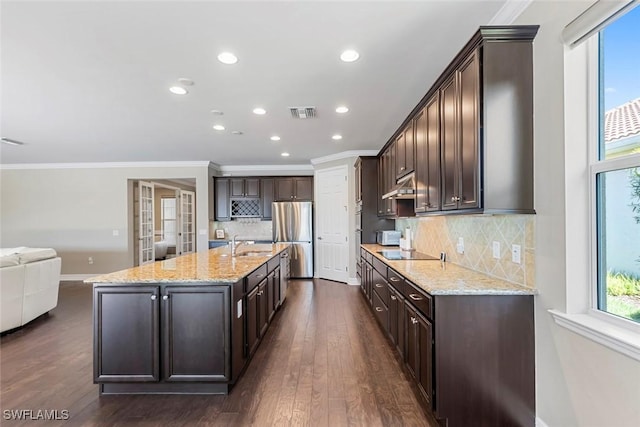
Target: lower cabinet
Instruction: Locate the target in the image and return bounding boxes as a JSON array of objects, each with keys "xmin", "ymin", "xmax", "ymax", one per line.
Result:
[
  {"xmin": 388, "ymin": 285, "xmax": 405, "ymax": 359},
  {"xmin": 94, "ymin": 285, "xmax": 231, "ymax": 383},
  {"xmin": 246, "ymin": 285, "xmax": 260, "ymax": 357},
  {"xmin": 404, "ymin": 302, "xmax": 433, "ymax": 407}
]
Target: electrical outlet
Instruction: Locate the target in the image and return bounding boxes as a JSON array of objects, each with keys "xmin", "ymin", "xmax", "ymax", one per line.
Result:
[
  {"xmin": 456, "ymin": 237, "xmax": 464, "ymax": 254},
  {"xmin": 511, "ymin": 244, "xmax": 521, "ymax": 264},
  {"xmin": 112, "ymin": 229, "xmax": 119, "ymax": 237},
  {"xmin": 492, "ymin": 241, "xmax": 501, "ymax": 259},
  {"xmin": 88, "ymin": 257, "xmax": 94, "ymax": 265}
]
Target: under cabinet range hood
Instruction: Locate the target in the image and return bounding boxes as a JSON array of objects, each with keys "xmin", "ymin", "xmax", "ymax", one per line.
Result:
[{"xmin": 382, "ymin": 173, "xmax": 416, "ymax": 199}]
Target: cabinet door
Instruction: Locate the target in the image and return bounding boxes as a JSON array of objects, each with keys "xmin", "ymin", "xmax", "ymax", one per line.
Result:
[
  {"xmin": 404, "ymin": 302, "xmax": 419, "ymax": 381},
  {"xmin": 405, "ymin": 122, "xmax": 415, "ymax": 176},
  {"xmin": 388, "ymin": 285, "xmax": 405, "ymax": 359},
  {"xmin": 395, "ymin": 133, "xmax": 406, "ymax": 178},
  {"xmin": 457, "ymin": 51, "xmax": 480, "ymax": 210},
  {"xmin": 415, "ymin": 95, "xmax": 441, "ymax": 213},
  {"xmin": 294, "ymin": 177, "xmax": 313, "ymax": 200},
  {"xmin": 215, "ymin": 179, "xmax": 230, "ymax": 221},
  {"xmin": 261, "ymin": 178, "xmax": 274, "ymax": 220},
  {"xmin": 377, "ymin": 156, "xmax": 385, "ymax": 216},
  {"xmin": 267, "ymin": 271, "xmax": 276, "ymax": 322},
  {"xmin": 246, "ymin": 286, "xmax": 259, "ymax": 356},
  {"xmin": 258, "ymin": 279, "xmax": 269, "ymax": 338},
  {"xmin": 275, "ymin": 178, "xmax": 294, "ymax": 201},
  {"xmin": 355, "ymin": 159, "xmax": 362, "ymax": 203},
  {"xmin": 163, "ymin": 286, "xmax": 230, "ymax": 382},
  {"xmin": 245, "ymin": 179, "xmax": 260, "ymax": 198},
  {"xmin": 414, "ymin": 108, "xmax": 428, "ymax": 213},
  {"xmin": 416, "ymin": 311, "xmax": 434, "ymax": 407},
  {"xmin": 94, "ymin": 286, "xmax": 159, "ymax": 383},
  {"xmin": 273, "ymin": 266, "xmax": 281, "ymax": 310},
  {"xmin": 440, "ymin": 75, "xmax": 458, "ymax": 211},
  {"xmin": 230, "ymin": 179, "xmax": 245, "ymax": 197}
]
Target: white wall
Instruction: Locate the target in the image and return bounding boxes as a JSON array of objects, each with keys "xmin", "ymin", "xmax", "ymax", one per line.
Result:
[
  {"xmin": 0, "ymin": 162, "xmax": 212, "ymax": 276},
  {"xmin": 516, "ymin": 2, "xmax": 640, "ymax": 426}
]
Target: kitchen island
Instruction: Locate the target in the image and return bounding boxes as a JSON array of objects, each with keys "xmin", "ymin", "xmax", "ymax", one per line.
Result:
[
  {"xmin": 87, "ymin": 243, "xmax": 289, "ymax": 395},
  {"xmin": 359, "ymin": 244, "xmax": 536, "ymax": 427}
]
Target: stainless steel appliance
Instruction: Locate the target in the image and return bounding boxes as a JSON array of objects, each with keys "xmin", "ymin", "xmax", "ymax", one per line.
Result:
[
  {"xmin": 376, "ymin": 230, "xmax": 401, "ymax": 246},
  {"xmin": 272, "ymin": 201, "xmax": 313, "ymax": 278},
  {"xmin": 279, "ymin": 248, "xmax": 290, "ymax": 304}
]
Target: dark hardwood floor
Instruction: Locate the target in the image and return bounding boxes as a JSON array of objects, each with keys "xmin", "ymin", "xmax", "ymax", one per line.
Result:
[{"xmin": 1, "ymin": 280, "xmax": 437, "ymax": 426}]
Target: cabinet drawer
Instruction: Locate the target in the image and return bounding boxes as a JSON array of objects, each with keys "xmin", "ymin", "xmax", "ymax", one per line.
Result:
[
  {"xmin": 267, "ymin": 256, "xmax": 280, "ymax": 273},
  {"xmin": 387, "ymin": 268, "xmax": 405, "ymax": 294},
  {"xmin": 246, "ymin": 264, "xmax": 267, "ymax": 292},
  {"xmin": 372, "ymin": 257, "xmax": 387, "ymax": 276},
  {"xmin": 365, "ymin": 250, "xmax": 373, "ymax": 264},
  {"xmin": 372, "ymin": 290, "xmax": 389, "ymax": 331},
  {"xmin": 404, "ymin": 282, "xmax": 433, "ymax": 320},
  {"xmin": 372, "ymin": 268, "xmax": 390, "ymax": 306}
]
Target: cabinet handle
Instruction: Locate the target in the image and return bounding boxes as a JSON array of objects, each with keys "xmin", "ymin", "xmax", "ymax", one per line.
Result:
[
  {"xmin": 408, "ymin": 294, "xmax": 423, "ymax": 301},
  {"xmin": 411, "ymin": 316, "xmax": 418, "ymax": 325},
  {"xmin": 389, "ymin": 277, "xmax": 400, "ymax": 282},
  {"xmin": 375, "ymin": 307, "xmax": 383, "ymax": 312},
  {"xmin": 150, "ymin": 295, "xmax": 157, "ymax": 301},
  {"xmin": 256, "ymin": 274, "xmax": 264, "ymax": 278},
  {"xmin": 387, "ymin": 208, "xmax": 391, "ymax": 212},
  {"xmin": 257, "ymin": 291, "xmax": 263, "ymax": 296},
  {"xmin": 375, "ymin": 283, "xmax": 383, "ymax": 288},
  {"xmin": 390, "ymin": 295, "xmax": 397, "ymax": 301},
  {"xmin": 451, "ymin": 196, "xmax": 461, "ymax": 202},
  {"xmin": 401, "ymin": 167, "xmax": 405, "ymax": 171},
  {"xmin": 162, "ymin": 295, "xmax": 169, "ymax": 301}
]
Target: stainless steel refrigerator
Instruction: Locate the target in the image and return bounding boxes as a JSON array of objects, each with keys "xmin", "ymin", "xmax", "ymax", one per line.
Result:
[{"xmin": 272, "ymin": 201, "xmax": 313, "ymax": 278}]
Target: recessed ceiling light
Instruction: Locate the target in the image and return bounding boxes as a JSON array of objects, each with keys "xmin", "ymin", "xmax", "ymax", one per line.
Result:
[
  {"xmin": 340, "ymin": 50, "xmax": 359, "ymax": 62},
  {"xmin": 335, "ymin": 106, "xmax": 349, "ymax": 114},
  {"xmin": 231, "ymin": 130, "xmax": 244, "ymax": 135},
  {"xmin": 177, "ymin": 78, "xmax": 194, "ymax": 86},
  {"xmin": 217, "ymin": 52, "xmax": 238, "ymax": 65},
  {"xmin": 281, "ymin": 152, "xmax": 290, "ymax": 157},
  {"xmin": 1, "ymin": 137, "xmax": 25, "ymax": 146},
  {"xmin": 213, "ymin": 124, "xmax": 225, "ymax": 131},
  {"xmin": 210, "ymin": 109, "xmax": 224, "ymax": 115},
  {"xmin": 270, "ymin": 136, "xmax": 281, "ymax": 141},
  {"xmin": 253, "ymin": 107, "xmax": 266, "ymax": 115},
  {"xmin": 332, "ymin": 134, "xmax": 343, "ymax": 140},
  {"xmin": 169, "ymin": 86, "xmax": 188, "ymax": 95}
]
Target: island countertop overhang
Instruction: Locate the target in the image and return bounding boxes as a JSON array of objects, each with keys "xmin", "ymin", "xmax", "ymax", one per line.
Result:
[{"xmin": 85, "ymin": 243, "xmax": 290, "ymax": 284}]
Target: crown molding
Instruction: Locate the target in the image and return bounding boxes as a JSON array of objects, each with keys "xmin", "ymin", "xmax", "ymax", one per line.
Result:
[
  {"xmin": 0, "ymin": 161, "xmax": 213, "ymax": 170},
  {"xmin": 310, "ymin": 150, "xmax": 379, "ymax": 165},
  {"xmin": 218, "ymin": 164, "xmax": 314, "ymax": 175},
  {"xmin": 488, "ymin": 0, "xmax": 533, "ymax": 25}
]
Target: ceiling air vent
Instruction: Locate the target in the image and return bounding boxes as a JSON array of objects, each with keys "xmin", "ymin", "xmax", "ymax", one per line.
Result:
[{"xmin": 289, "ymin": 107, "xmax": 316, "ymax": 119}]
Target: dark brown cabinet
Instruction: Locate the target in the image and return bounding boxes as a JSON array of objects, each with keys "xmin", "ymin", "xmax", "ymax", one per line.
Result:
[
  {"xmin": 378, "ymin": 146, "xmax": 396, "ymax": 217},
  {"xmin": 215, "ymin": 178, "xmax": 231, "ymax": 221},
  {"xmin": 94, "ymin": 286, "xmax": 160, "ymax": 382},
  {"xmin": 404, "ymin": 302, "xmax": 433, "ymax": 407},
  {"xmin": 246, "ymin": 285, "xmax": 259, "ymax": 357},
  {"xmin": 163, "ymin": 286, "xmax": 229, "ymax": 382},
  {"xmin": 94, "ymin": 285, "xmax": 231, "ymax": 384},
  {"xmin": 441, "ymin": 51, "xmax": 480, "ymax": 211},
  {"xmin": 261, "ymin": 178, "xmax": 274, "ymax": 220},
  {"xmin": 387, "ymin": 284, "xmax": 405, "ymax": 359},
  {"xmin": 274, "ymin": 177, "xmax": 313, "ymax": 201},
  {"xmin": 415, "ymin": 94, "xmax": 441, "ymax": 213},
  {"xmin": 396, "ymin": 122, "xmax": 415, "ymax": 179},
  {"xmin": 230, "ymin": 178, "xmax": 260, "ymax": 198}
]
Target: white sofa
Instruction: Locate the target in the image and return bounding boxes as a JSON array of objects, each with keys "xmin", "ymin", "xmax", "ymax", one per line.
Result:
[{"xmin": 1, "ymin": 248, "xmax": 62, "ymax": 333}]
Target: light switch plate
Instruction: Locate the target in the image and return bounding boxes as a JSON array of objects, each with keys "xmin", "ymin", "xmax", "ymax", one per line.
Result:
[
  {"xmin": 112, "ymin": 229, "xmax": 119, "ymax": 237},
  {"xmin": 492, "ymin": 241, "xmax": 500, "ymax": 259},
  {"xmin": 512, "ymin": 244, "xmax": 521, "ymax": 264}
]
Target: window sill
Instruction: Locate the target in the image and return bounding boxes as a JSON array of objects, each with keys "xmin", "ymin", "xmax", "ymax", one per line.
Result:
[{"xmin": 549, "ymin": 310, "xmax": 640, "ymax": 361}]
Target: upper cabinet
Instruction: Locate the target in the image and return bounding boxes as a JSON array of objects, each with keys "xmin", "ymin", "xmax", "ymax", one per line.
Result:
[
  {"xmin": 230, "ymin": 178, "xmax": 260, "ymax": 198},
  {"xmin": 261, "ymin": 179, "xmax": 274, "ymax": 220},
  {"xmin": 274, "ymin": 177, "xmax": 313, "ymax": 201},
  {"xmin": 215, "ymin": 178, "xmax": 231, "ymax": 221},
  {"xmin": 380, "ymin": 26, "xmax": 538, "ymax": 216}
]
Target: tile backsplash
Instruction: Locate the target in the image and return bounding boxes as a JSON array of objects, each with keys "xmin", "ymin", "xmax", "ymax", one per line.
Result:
[
  {"xmin": 396, "ymin": 215, "xmax": 535, "ymax": 288},
  {"xmin": 210, "ymin": 219, "xmax": 273, "ymax": 241}
]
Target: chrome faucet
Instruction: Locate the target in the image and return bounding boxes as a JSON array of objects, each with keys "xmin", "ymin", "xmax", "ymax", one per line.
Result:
[{"xmin": 231, "ymin": 235, "xmax": 245, "ymax": 257}]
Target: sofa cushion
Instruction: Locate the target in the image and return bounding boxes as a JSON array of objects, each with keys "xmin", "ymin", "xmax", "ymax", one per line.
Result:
[{"xmin": 0, "ymin": 247, "xmax": 57, "ymax": 265}]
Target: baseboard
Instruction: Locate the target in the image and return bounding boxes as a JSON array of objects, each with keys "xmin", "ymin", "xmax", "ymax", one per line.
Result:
[
  {"xmin": 536, "ymin": 417, "xmax": 550, "ymax": 427},
  {"xmin": 60, "ymin": 274, "xmax": 96, "ymax": 282},
  {"xmin": 346, "ymin": 277, "xmax": 360, "ymax": 286}
]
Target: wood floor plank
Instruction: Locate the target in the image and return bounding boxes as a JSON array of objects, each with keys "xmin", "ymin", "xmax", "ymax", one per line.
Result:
[{"xmin": 1, "ymin": 280, "xmax": 438, "ymax": 426}]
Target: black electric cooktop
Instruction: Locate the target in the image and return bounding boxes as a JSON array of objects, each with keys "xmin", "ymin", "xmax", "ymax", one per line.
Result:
[{"xmin": 377, "ymin": 250, "xmax": 439, "ymax": 261}]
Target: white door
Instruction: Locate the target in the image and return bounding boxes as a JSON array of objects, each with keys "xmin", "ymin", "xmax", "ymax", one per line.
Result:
[
  {"xmin": 316, "ymin": 165, "xmax": 349, "ymax": 282},
  {"xmin": 138, "ymin": 181, "xmax": 155, "ymax": 265},
  {"xmin": 178, "ymin": 190, "xmax": 195, "ymax": 255}
]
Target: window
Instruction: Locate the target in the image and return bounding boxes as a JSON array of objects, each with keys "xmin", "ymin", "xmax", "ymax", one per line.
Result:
[
  {"xmin": 161, "ymin": 197, "xmax": 177, "ymax": 246},
  {"xmin": 593, "ymin": 5, "xmax": 640, "ymax": 325}
]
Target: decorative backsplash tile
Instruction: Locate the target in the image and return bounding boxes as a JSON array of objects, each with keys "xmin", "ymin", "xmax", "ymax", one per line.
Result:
[
  {"xmin": 396, "ymin": 215, "xmax": 536, "ymax": 288},
  {"xmin": 210, "ymin": 219, "xmax": 273, "ymax": 241}
]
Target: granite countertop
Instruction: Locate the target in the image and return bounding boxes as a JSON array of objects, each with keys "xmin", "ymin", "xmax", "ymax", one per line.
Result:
[
  {"xmin": 361, "ymin": 244, "xmax": 536, "ymax": 296},
  {"xmin": 86, "ymin": 243, "xmax": 289, "ymax": 284}
]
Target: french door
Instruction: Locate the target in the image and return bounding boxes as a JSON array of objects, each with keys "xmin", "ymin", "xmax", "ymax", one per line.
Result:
[
  {"xmin": 177, "ymin": 190, "xmax": 195, "ymax": 255},
  {"xmin": 138, "ymin": 181, "xmax": 155, "ymax": 265}
]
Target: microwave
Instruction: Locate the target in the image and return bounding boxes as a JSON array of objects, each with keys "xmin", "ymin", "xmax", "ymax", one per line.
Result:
[{"xmin": 376, "ymin": 230, "xmax": 401, "ymax": 246}]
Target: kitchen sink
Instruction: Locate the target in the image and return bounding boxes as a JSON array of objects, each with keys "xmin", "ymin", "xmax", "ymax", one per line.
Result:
[{"xmin": 236, "ymin": 251, "xmax": 272, "ymax": 257}]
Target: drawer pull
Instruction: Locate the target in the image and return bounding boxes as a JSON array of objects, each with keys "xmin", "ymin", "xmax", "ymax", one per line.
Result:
[
  {"xmin": 256, "ymin": 274, "xmax": 264, "ymax": 278},
  {"xmin": 409, "ymin": 294, "xmax": 423, "ymax": 301},
  {"xmin": 375, "ymin": 283, "xmax": 383, "ymax": 288},
  {"xmin": 389, "ymin": 277, "xmax": 400, "ymax": 282},
  {"xmin": 410, "ymin": 316, "xmax": 418, "ymax": 324},
  {"xmin": 150, "ymin": 295, "xmax": 157, "ymax": 301},
  {"xmin": 375, "ymin": 307, "xmax": 383, "ymax": 312},
  {"xmin": 390, "ymin": 295, "xmax": 397, "ymax": 301},
  {"xmin": 162, "ymin": 295, "xmax": 169, "ymax": 301}
]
